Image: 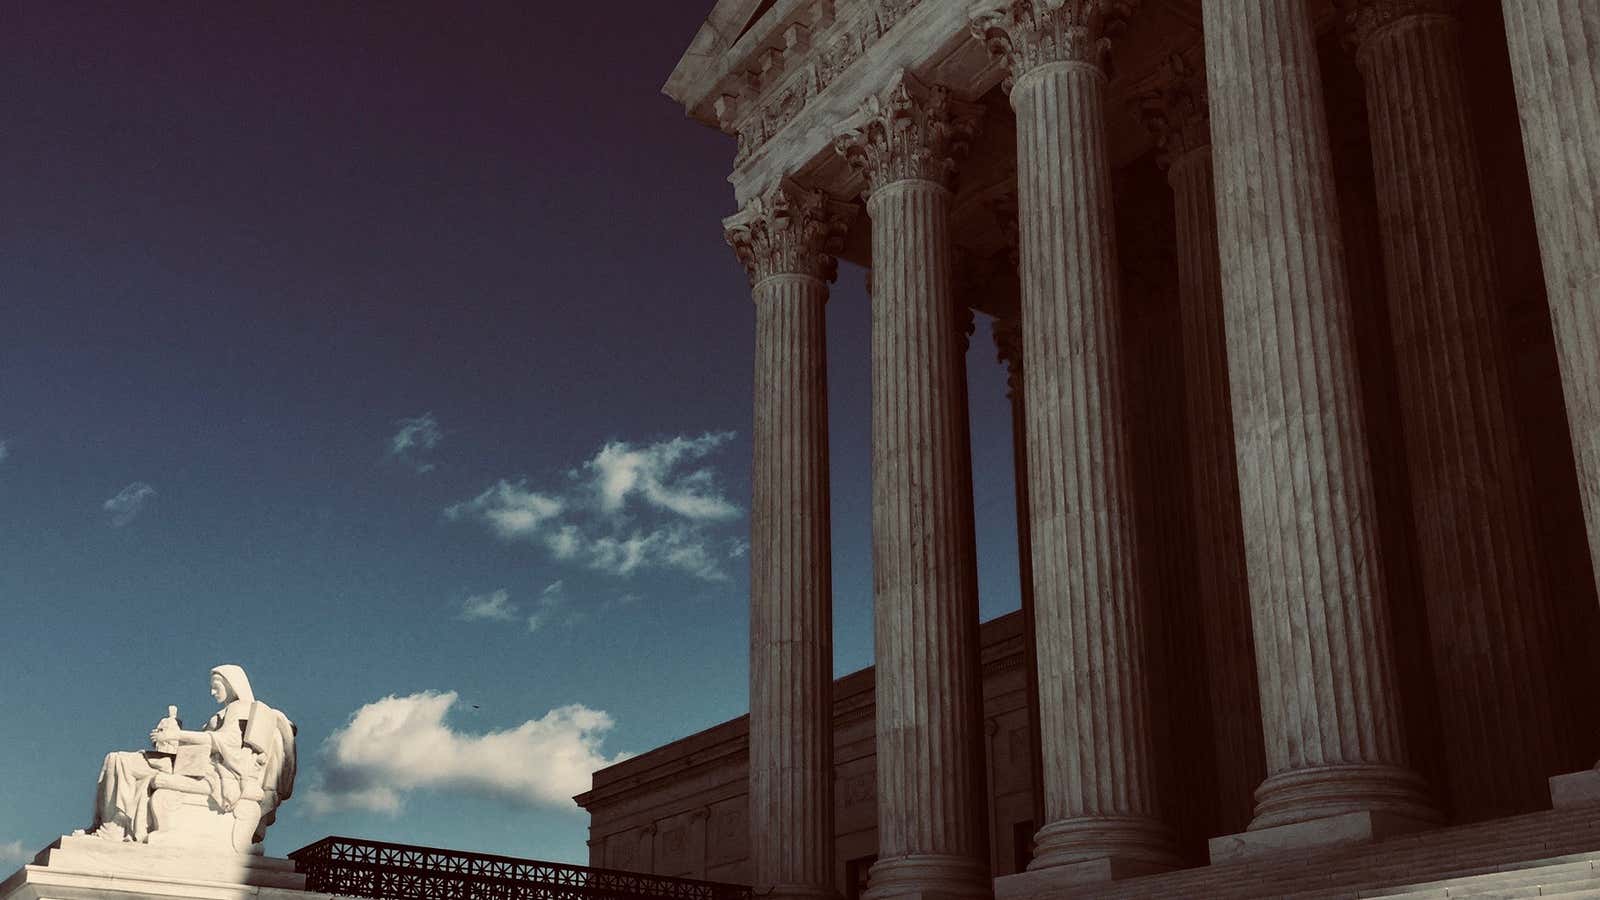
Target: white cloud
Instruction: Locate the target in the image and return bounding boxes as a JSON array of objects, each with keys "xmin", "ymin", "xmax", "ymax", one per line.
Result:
[
  {"xmin": 728, "ymin": 538, "xmax": 750, "ymax": 559},
  {"xmin": 545, "ymin": 525, "xmax": 583, "ymax": 560},
  {"xmin": 445, "ymin": 432, "xmax": 743, "ymax": 581},
  {"xmin": 445, "ymin": 480, "xmax": 565, "ymax": 539},
  {"xmin": 460, "ymin": 589, "xmax": 518, "ymax": 623},
  {"xmin": 0, "ymin": 840, "xmax": 30, "ymax": 866},
  {"xmin": 0, "ymin": 440, "xmax": 9, "ymax": 465},
  {"xmin": 586, "ymin": 432, "xmax": 739, "ymax": 521},
  {"xmin": 302, "ymin": 692, "xmax": 629, "ymax": 815},
  {"xmin": 104, "ymin": 482, "xmax": 156, "ymax": 527},
  {"xmin": 388, "ymin": 413, "xmax": 443, "ymax": 474}
]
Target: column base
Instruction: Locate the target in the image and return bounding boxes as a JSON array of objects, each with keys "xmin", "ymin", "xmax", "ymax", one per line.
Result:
[
  {"xmin": 1028, "ymin": 815, "xmax": 1180, "ymax": 872},
  {"xmin": 1208, "ymin": 809, "xmax": 1434, "ymax": 864},
  {"xmin": 1247, "ymin": 764, "xmax": 1439, "ymax": 830},
  {"xmin": 995, "ymin": 856, "xmax": 1179, "ymax": 899},
  {"xmin": 864, "ymin": 855, "xmax": 991, "ymax": 900},
  {"xmin": 1550, "ymin": 768, "xmax": 1600, "ymax": 809}
]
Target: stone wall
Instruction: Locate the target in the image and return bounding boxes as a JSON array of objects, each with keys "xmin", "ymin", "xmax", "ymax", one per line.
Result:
[{"xmin": 575, "ymin": 611, "xmax": 1036, "ymax": 892}]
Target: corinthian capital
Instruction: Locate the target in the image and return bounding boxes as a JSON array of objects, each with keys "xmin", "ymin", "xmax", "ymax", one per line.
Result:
[
  {"xmin": 833, "ymin": 70, "xmax": 983, "ymax": 194},
  {"xmin": 992, "ymin": 314, "xmax": 1023, "ymax": 399},
  {"xmin": 723, "ymin": 178, "xmax": 856, "ymax": 287},
  {"xmin": 1340, "ymin": 0, "xmax": 1461, "ymax": 57},
  {"xmin": 972, "ymin": 0, "xmax": 1140, "ymax": 88},
  {"xmin": 1133, "ymin": 49, "xmax": 1211, "ymax": 169}
]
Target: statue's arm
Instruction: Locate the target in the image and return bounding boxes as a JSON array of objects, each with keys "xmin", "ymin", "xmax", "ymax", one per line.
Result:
[
  {"xmin": 149, "ymin": 721, "xmax": 216, "ymax": 747},
  {"xmin": 149, "ymin": 727, "xmax": 208, "ymax": 746}
]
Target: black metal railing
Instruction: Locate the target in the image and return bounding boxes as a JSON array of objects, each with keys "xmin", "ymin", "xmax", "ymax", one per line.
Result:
[{"xmin": 289, "ymin": 836, "xmax": 754, "ymax": 900}]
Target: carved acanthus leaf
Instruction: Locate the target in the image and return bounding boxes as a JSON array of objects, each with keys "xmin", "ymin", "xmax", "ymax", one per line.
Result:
[
  {"xmin": 833, "ymin": 70, "xmax": 983, "ymax": 194},
  {"xmin": 875, "ymin": 0, "xmax": 923, "ymax": 35},
  {"xmin": 1133, "ymin": 48, "xmax": 1211, "ymax": 169},
  {"xmin": 992, "ymin": 314, "xmax": 1024, "ymax": 398},
  {"xmin": 987, "ymin": 190, "xmax": 1020, "ymax": 267},
  {"xmin": 723, "ymin": 179, "xmax": 855, "ymax": 286},
  {"xmin": 1340, "ymin": 0, "xmax": 1461, "ymax": 55},
  {"xmin": 971, "ymin": 0, "xmax": 1140, "ymax": 90}
]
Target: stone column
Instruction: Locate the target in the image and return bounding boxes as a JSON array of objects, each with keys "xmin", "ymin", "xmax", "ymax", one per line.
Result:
[
  {"xmin": 835, "ymin": 70, "xmax": 991, "ymax": 900},
  {"xmin": 724, "ymin": 179, "xmax": 853, "ymax": 900},
  {"xmin": 1500, "ymin": 0, "xmax": 1600, "ymax": 598},
  {"xmin": 972, "ymin": 2, "xmax": 1178, "ymax": 876},
  {"xmin": 993, "ymin": 313, "xmax": 1047, "ymax": 838},
  {"xmin": 1200, "ymin": 0, "xmax": 1437, "ymax": 843},
  {"xmin": 1136, "ymin": 50, "xmax": 1266, "ymax": 837},
  {"xmin": 1343, "ymin": 0, "xmax": 1573, "ymax": 819}
]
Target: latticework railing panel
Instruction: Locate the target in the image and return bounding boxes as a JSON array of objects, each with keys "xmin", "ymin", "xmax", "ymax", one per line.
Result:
[{"xmin": 290, "ymin": 836, "xmax": 753, "ymax": 900}]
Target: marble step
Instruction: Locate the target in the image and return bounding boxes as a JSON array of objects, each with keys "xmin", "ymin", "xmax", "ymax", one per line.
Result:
[{"xmin": 1365, "ymin": 853, "xmax": 1600, "ymax": 899}]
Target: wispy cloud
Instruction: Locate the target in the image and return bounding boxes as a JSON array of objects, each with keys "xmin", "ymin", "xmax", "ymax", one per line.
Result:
[
  {"xmin": 586, "ymin": 431, "xmax": 739, "ymax": 520},
  {"xmin": 0, "ymin": 839, "xmax": 30, "ymax": 867},
  {"xmin": 302, "ymin": 692, "xmax": 629, "ymax": 814},
  {"xmin": 445, "ymin": 480, "xmax": 564, "ymax": 539},
  {"xmin": 388, "ymin": 413, "xmax": 443, "ymax": 474},
  {"xmin": 460, "ymin": 589, "xmax": 518, "ymax": 623},
  {"xmin": 446, "ymin": 432, "xmax": 743, "ymax": 581},
  {"xmin": 0, "ymin": 440, "xmax": 10, "ymax": 465},
  {"xmin": 527, "ymin": 581, "xmax": 565, "ymax": 633},
  {"xmin": 104, "ymin": 482, "xmax": 156, "ymax": 527}
]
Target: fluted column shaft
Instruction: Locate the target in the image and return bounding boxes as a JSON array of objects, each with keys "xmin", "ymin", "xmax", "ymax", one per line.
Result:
[
  {"xmin": 866, "ymin": 179, "xmax": 987, "ymax": 887},
  {"xmin": 836, "ymin": 73, "xmax": 990, "ymax": 900},
  {"xmin": 1201, "ymin": 0, "xmax": 1436, "ymax": 830},
  {"xmin": 973, "ymin": 1, "xmax": 1177, "ymax": 870},
  {"xmin": 750, "ymin": 274, "xmax": 833, "ymax": 896},
  {"xmin": 726, "ymin": 184, "xmax": 851, "ymax": 900},
  {"xmin": 1167, "ymin": 143, "xmax": 1267, "ymax": 834},
  {"xmin": 1349, "ymin": 0, "xmax": 1572, "ymax": 818},
  {"xmin": 1501, "ymin": 0, "xmax": 1600, "ymax": 597}
]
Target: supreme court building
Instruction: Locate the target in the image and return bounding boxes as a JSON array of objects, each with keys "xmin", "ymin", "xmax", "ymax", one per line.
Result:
[{"xmin": 576, "ymin": 1, "xmax": 1600, "ymax": 897}]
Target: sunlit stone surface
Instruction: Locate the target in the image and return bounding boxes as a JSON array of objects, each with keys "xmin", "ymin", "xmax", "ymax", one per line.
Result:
[{"xmin": 3, "ymin": 666, "xmax": 312, "ymax": 899}]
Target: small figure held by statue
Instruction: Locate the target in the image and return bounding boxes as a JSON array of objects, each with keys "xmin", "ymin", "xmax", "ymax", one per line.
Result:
[{"xmin": 80, "ymin": 665, "xmax": 296, "ymax": 855}]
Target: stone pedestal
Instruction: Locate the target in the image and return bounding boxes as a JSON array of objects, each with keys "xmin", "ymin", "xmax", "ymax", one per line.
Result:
[
  {"xmin": 725, "ymin": 179, "xmax": 853, "ymax": 900},
  {"xmin": 836, "ymin": 71, "xmax": 992, "ymax": 900},
  {"xmin": 1207, "ymin": 810, "xmax": 1433, "ymax": 865},
  {"xmin": 0, "ymin": 835, "xmax": 325, "ymax": 900},
  {"xmin": 1551, "ymin": 770, "xmax": 1600, "ymax": 810},
  {"xmin": 1500, "ymin": 0, "xmax": 1600, "ymax": 598},
  {"xmin": 1200, "ymin": 0, "xmax": 1438, "ymax": 856},
  {"xmin": 973, "ymin": 2, "xmax": 1178, "ymax": 876}
]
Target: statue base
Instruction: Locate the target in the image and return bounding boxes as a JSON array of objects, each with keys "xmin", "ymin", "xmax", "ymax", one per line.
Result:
[{"xmin": 0, "ymin": 834, "xmax": 330, "ymax": 899}]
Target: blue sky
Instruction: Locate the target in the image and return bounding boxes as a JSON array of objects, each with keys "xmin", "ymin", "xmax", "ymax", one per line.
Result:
[{"xmin": 0, "ymin": 1, "xmax": 1022, "ymax": 867}]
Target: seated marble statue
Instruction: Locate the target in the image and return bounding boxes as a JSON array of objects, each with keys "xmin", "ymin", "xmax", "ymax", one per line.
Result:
[{"xmin": 83, "ymin": 665, "xmax": 296, "ymax": 854}]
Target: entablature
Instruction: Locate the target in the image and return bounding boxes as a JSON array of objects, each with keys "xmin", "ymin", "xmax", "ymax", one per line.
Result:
[{"xmin": 669, "ymin": 0, "xmax": 1341, "ymax": 212}]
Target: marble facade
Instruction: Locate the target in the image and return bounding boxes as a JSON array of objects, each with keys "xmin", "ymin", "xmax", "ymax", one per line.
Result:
[{"xmin": 582, "ymin": 0, "xmax": 1600, "ymax": 897}]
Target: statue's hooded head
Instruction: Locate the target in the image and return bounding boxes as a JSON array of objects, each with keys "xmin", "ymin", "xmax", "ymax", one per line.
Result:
[{"xmin": 210, "ymin": 664, "xmax": 256, "ymax": 706}]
